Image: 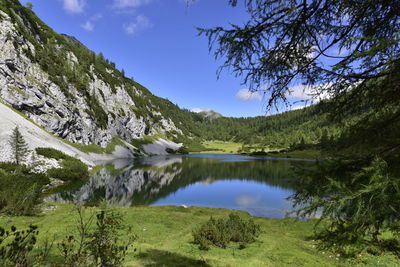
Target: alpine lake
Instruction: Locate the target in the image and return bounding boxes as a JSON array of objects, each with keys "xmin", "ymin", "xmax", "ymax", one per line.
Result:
[{"xmin": 46, "ymin": 154, "xmax": 316, "ymax": 218}]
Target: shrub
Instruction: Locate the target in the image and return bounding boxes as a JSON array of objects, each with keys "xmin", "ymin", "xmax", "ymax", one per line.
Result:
[
  {"xmin": 192, "ymin": 213, "xmax": 261, "ymax": 250},
  {"xmin": 0, "ymin": 225, "xmax": 39, "ymax": 266},
  {"xmin": 0, "ymin": 167, "xmax": 49, "ymax": 216},
  {"xmin": 35, "ymin": 147, "xmax": 67, "ymax": 160},
  {"xmin": 59, "ymin": 208, "xmax": 136, "ymax": 266},
  {"xmin": 47, "ymin": 158, "xmax": 88, "ymax": 181},
  {"xmin": 177, "ymin": 146, "xmax": 189, "ymax": 154},
  {"xmin": 165, "ymin": 148, "xmax": 176, "ymax": 154},
  {"xmin": 35, "ymin": 147, "xmax": 88, "ymax": 181}
]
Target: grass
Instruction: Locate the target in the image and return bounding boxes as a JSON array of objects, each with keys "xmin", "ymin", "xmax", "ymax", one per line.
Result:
[
  {"xmin": 200, "ymin": 139, "xmax": 322, "ymax": 160},
  {"xmin": 70, "ymin": 136, "xmax": 128, "ymax": 154},
  {"xmin": 8, "ymin": 84, "xmax": 27, "ymax": 97},
  {"xmin": 201, "ymin": 141, "xmax": 243, "ymax": 154},
  {"xmin": 131, "ymin": 135, "xmax": 164, "ymax": 153},
  {"xmin": 0, "ymin": 204, "xmax": 398, "ymax": 266}
]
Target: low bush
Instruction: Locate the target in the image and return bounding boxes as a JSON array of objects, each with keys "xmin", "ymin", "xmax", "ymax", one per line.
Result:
[
  {"xmin": 165, "ymin": 146, "xmax": 189, "ymax": 154},
  {"xmin": 0, "ymin": 167, "xmax": 49, "ymax": 216},
  {"xmin": 59, "ymin": 207, "xmax": 136, "ymax": 266},
  {"xmin": 0, "ymin": 225, "xmax": 39, "ymax": 266},
  {"xmin": 35, "ymin": 147, "xmax": 88, "ymax": 181},
  {"xmin": 165, "ymin": 148, "xmax": 176, "ymax": 154},
  {"xmin": 0, "ymin": 208, "xmax": 135, "ymax": 266},
  {"xmin": 47, "ymin": 158, "xmax": 88, "ymax": 181},
  {"xmin": 192, "ymin": 213, "xmax": 261, "ymax": 250},
  {"xmin": 35, "ymin": 147, "xmax": 67, "ymax": 160},
  {"xmin": 176, "ymin": 146, "xmax": 189, "ymax": 154}
]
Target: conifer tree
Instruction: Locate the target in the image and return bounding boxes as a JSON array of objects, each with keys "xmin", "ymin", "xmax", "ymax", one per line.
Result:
[
  {"xmin": 26, "ymin": 1, "xmax": 33, "ymax": 10},
  {"xmin": 9, "ymin": 126, "xmax": 29, "ymax": 165}
]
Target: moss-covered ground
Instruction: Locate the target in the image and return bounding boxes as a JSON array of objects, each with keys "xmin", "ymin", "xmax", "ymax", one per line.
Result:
[{"xmin": 1, "ymin": 204, "xmax": 398, "ymax": 266}]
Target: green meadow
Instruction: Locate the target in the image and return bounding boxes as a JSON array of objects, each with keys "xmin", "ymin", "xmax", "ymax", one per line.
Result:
[{"xmin": 1, "ymin": 203, "xmax": 398, "ymax": 266}]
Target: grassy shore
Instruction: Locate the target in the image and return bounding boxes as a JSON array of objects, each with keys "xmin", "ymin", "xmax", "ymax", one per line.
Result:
[
  {"xmin": 200, "ymin": 141, "xmax": 243, "ymax": 154},
  {"xmin": 199, "ymin": 140, "xmax": 323, "ymax": 160},
  {"xmin": 0, "ymin": 204, "xmax": 398, "ymax": 266}
]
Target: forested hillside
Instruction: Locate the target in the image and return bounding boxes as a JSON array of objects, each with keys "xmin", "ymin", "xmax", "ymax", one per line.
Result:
[{"xmin": 189, "ymin": 103, "xmax": 337, "ymax": 148}]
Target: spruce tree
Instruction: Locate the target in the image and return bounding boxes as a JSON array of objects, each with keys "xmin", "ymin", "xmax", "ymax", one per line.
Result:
[
  {"xmin": 26, "ymin": 1, "xmax": 33, "ymax": 9},
  {"xmin": 9, "ymin": 126, "xmax": 29, "ymax": 165}
]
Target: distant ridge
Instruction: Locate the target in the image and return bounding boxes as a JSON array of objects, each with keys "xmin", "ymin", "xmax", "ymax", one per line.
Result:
[{"xmin": 193, "ymin": 109, "xmax": 223, "ymax": 120}]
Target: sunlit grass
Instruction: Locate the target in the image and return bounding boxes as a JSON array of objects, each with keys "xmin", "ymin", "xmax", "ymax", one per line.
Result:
[
  {"xmin": 1, "ymin": 204, "xmax": 397, "ymax": 266},
  {"xmin": 200, "ymin": 141, "xmax": 243, "ymax": 154}
]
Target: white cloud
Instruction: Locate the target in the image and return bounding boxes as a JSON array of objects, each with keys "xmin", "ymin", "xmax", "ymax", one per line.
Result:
[
  {"xmin": 235, "ymin": 89, "xmax": 262, "ymax": 102},
  {"xmin": 287, "ymin": 84, "xmax": 312, "ymax": 100},
  {"xmin": 290, "ymin": 103, "xmax": 311, "ymax": 111},
  {"xmin": 63, "ymin": 0, "xmax": 85, "ymax": 13},
  {"xmin": 287, "ymin": 83, "xmax": 331, "ymax": 102},
  {"xmin": 123, "ymin": 15, "xmax": 152, "ymax": 35},
  {"xmin": 81, "ymin": 14, "xmax": 102, "ymax": 31},
  {"xmin": 112, "ymin": 0, "xmax": 152, "ymax": 9},
  {"xmin": 235, "ymin": 194, "xmax": 261, "ymax": 207},
  {"xmin": 81, "ymin": 21, "xmax": 94, "ymax": 31}
]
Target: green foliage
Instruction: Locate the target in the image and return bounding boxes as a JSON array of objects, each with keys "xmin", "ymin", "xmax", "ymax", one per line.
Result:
[
  {"xmin": 189, "ymin": 104, "xmax": 337, "ymax": 150},
  {"xmin": 35, "ymin": 147, "xmax": 67, "ymax": 160},
  {"xmin": 87, "ymin": 210, "xmax": 135, "ymax": 266},
  {"xmin": 165, "ymin": 147, "xmax": 188, "ymax": 154},
  {"xmin": 47, "ymin": 158, "xmax": 88, "ymax": 182},
  {"xmin": 0, "ymin": 224, "xmax": 39, "ymax": 267},
  {"xmin": 130, "ymin": 135, "xmax": 158, "ymax": 151},
  {"xmin": 25, "ymin": 1, "xmax": 32, "ymax": 10},
  {"xmin": 0, "ymin": 163, "xmax": 49, "ymax": 216},
  {"xmin": 0, "ymin": 207, "xmax": 134, "ymax": 266},
  {"xmin": 59, "ymin": 208, "xmax": 135, "ymax": 267},
  {"xmin": 192, "ymin": 213, "xmax": 260, "ymax": 250},
  {"xmin": 176, "ymin": 146, "xmax": 189, "ymax": 154},
  {"xmin": 165, "ymin": 148, "xmax": 176, "ymax": 154},
  {"xmin": 9, "ymin": 126, "xmax": 30, "ymax": 165},
  {"xmin": 199, "ymin": 0, "xmax": 400, "ymax": 108},
  {"xmin": 292, "ymin": 157, "xmax": 400, "ymax": 256},
  {"xmin": 84, "ymin": 93, "xmax": 108, "ymax": 129},
  {"xmin": 36, "ymin": 147, "xmax": 88, "ymax": 181}
]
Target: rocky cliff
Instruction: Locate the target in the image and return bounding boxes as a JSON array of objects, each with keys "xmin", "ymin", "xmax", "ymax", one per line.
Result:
[{"xmin": 0, "ymin": 0, "xmax": 187, "ymax": 151}]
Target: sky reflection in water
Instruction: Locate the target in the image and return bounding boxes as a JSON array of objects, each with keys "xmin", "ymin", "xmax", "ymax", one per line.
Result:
[{"xmin": 47, "ymin": 154, "xmax": 314, "ymax": 218}]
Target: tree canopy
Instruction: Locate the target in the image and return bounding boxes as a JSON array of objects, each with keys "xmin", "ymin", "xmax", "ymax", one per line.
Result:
[{"xmin": 199, "ymin": 0, "xmax": 400, "ymax": 108}]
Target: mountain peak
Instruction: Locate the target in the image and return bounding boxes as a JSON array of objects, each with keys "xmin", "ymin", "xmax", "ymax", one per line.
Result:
[{"xmin": 192, "ymin": 109, "xmax": 223, "ymax": 120}]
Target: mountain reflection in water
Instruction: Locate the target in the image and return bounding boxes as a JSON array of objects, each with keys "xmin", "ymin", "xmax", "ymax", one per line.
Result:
[{"xmin": 45, "ymin": 154, "xmax": 314, "ymax": 218}]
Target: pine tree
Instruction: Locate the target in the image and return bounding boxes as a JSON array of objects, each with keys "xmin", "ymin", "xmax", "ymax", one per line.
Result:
[
  {"xmin": 9, "ymin": 126, "xmax": 29, "ymax": 165},
  {"xmin": 26, "ymin": 1, "xmax": 33, "ymax": 10}
]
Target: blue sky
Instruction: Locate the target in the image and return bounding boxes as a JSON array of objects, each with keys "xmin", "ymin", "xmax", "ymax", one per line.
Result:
[{"xmin": 20, "ymin": 0, "xmax": 312, "ymax": 117}]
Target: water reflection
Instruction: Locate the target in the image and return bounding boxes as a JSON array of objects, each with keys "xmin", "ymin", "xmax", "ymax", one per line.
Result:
[{"xmin": 45, "ymin": 154, "xmax": 314, "ymax": 218}]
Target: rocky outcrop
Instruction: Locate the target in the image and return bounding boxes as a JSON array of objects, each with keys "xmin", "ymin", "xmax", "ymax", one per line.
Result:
[
  {"xmin": 0, "ymin": 102, "xmax": 138, "ymax": 167},
  {"xmin": 0, "ymin": 8, "xmax": 183, "ymax": 149}
]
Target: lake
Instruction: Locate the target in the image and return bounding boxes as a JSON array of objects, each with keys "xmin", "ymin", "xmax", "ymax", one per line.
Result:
[{"xmin": 46, "ymin": 154, "xmax": 315, "ymax": 218}]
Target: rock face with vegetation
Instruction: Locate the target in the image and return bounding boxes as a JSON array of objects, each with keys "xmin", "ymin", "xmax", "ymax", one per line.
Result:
[
  {"xmin": 45, "ymin": 156, "xmax": 183, "ymax": 206},
  {"xmin": 0, "ymin": 1, "xmax": 184, "ymax": 149}
]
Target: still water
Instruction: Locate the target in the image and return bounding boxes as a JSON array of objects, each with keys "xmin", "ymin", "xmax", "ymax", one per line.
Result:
[{"xmin": 46, "ymin": 154, "xmax": 315, "ymax": 218}]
